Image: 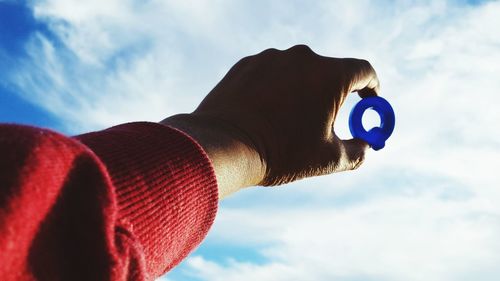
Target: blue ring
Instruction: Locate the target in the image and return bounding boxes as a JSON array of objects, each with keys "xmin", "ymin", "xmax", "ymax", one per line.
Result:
[{"xmin": 348, "ymin": 96, "xmax": 395, "ymax": 151}]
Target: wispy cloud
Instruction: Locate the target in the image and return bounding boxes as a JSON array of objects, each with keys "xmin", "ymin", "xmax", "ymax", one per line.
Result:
[{"xmin": 3, "ymin": 0, "xmax": 500, "ymax": 280}]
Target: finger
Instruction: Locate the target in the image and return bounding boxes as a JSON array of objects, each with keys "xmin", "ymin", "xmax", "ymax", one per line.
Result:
[
  {"xmin": 341, "ymin": 58, "xmax": 380, "ymax": 98},
  {"xmin": 336, "ymin": 138, "xmax": 369, "ymax": 171}
]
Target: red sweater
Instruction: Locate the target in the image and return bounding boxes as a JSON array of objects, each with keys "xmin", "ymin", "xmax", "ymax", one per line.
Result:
[{"xmin": 0, "ymin": 122, "xmax": 219, "ymax": 281}]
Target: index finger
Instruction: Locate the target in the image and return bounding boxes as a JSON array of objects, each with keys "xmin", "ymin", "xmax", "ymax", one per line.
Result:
[{"xmin": 341, "ymin": 58, "xmax": 380, "ymax": 98}]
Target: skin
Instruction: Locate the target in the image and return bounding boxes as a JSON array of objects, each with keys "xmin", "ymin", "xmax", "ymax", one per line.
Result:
[{"xmin": 161, "ymin": 45, "xmax": 380, "ymax": 199}]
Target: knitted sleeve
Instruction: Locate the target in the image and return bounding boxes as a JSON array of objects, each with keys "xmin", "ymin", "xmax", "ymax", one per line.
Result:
[{"xmin": 0, "ymin": 122, "xmax": 218, "ymax": 281}]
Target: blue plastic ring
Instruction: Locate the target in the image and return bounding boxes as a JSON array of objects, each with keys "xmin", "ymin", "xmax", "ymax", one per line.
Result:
[{"xmin": 348, "ymin": 96, "xmax": 395, "ymax": 151}]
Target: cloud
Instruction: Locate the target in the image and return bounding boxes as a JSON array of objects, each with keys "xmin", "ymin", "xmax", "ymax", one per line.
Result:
[
  {"xmin": 3, "ymin": 0, "xmax": 500, "ymax": 280},
  {"xmin": 180, "ymin": 191, "xmax": 500, "ymax": 281}
]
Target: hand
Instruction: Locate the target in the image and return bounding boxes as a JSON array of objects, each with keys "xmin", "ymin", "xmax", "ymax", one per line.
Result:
[{"xmin": 162, "ymin": 45, "xmax": 380, "ymax": 196}]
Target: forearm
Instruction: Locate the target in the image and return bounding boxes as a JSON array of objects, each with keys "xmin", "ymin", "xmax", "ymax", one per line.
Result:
[{"xmin": 161, "ymin": 114, "xmax": 266, "ymax": 199}]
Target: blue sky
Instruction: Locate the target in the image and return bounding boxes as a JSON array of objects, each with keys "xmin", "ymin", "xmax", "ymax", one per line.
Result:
[
  {"xmin": 1, "ymin": 1, "xmax": 500, "ymax": 281},
  {"xmin": 0, "ymin": 1, "xmax": 59, "ymax": 129}
]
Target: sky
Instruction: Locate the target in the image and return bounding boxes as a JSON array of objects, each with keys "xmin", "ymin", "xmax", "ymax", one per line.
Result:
[{"xmin": 1, "ymin": 0, "xmax": 499, "ymax": 280}]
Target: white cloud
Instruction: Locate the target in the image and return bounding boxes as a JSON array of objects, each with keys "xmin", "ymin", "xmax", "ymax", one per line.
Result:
[
  {"xmin": 5, "ymin": 0, "xmax": 500, "ymax": 280},
  {"xmin": 183, "ymin": 195, "xmax": 500, "ymax": 281}
]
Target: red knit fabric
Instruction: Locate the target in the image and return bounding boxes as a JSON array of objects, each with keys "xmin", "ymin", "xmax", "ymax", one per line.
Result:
[{"xmin": 0, "ymin": 122, "xmax": 219, "ymax": 281}]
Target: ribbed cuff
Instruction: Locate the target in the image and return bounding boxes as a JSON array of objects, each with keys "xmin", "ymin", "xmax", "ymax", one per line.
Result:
[{"xmin": 75, "ymin": 122, "xmax": 218, "ymax": 277}]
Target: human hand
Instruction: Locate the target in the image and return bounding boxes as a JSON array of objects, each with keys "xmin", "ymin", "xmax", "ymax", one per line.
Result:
[
  {"xmin": 163, "ymin": 45, "xmax": 380, "ymax": 193},
  {"xmin": 194, "ymin": 45, "xmax": 379, "ymax": 186}
]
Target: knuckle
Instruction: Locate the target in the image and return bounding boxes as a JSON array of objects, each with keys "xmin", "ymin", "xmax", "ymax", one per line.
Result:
[
  {"xmin": 286, "ymin": 44, "xmax": 316, "ymax": 56},
  {"xmin": 258, "ymin": 47, "xmax": 280, "ymax": 56},
  {"xmin": 231, "ymin": 56, "xmax": 254, "ymax": 73},
  {"xmin": 360, "ymin": 59, "xmax": 375, "ymax": 73},
  {"xmin": 240, "ymin": 48, "xmax": 280, "ymax": 65},
  {"xmin": 351, "ymin": 154, "xmax": 365, "ymax": 170},
  {"xmin": 358, "ymin": 58, "xmax": 371, "ymax": 66},
  {"xmin": 341, "ymin": 58, "xmax": 372, "ymax": 71},
  {"xmin": 237, "ymin": 55, "xmax": 253, "ymax": 65}
]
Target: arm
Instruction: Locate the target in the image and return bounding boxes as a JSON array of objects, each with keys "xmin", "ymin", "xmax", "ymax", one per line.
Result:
[
  {"xmin": 0, "ymin": 123, "xmax": 218, "ymax": 280},
  {"xmin": 160, "ymin": 114, "xmax": 265, "ymax": 199},
  {"xmin": 0, "ymin": 45, "xmax": 379, "ymax": 280},
  {"xmin": 163, "ymin": 45, "xmax": 380, "ymax": 197}
]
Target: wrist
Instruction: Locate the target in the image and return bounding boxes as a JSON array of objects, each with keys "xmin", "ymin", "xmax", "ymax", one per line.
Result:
[{"xmin": 160, "ymin": 114, "xmax": 265, "ymax": 199}]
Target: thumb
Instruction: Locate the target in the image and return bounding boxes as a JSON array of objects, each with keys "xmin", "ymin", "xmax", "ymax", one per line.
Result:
[{"xmin": 337, "ymin": 138, "xmax": 369, "ymax": 171}]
